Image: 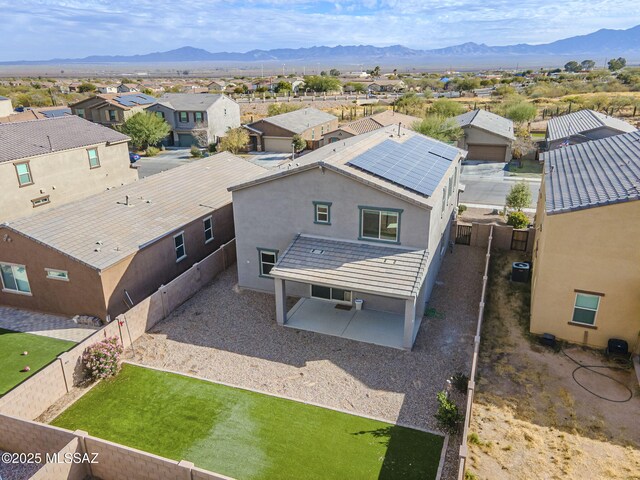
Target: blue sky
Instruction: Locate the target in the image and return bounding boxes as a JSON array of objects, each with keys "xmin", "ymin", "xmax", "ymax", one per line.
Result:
[{"xmin": 1, "ymin": 0, "xmax": 639, "ymax": 60}]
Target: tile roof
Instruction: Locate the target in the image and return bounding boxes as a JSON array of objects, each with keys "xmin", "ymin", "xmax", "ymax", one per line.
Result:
[
  {"xmin": 541, "ymin": 130, "xmax": 640, "ymax": 215},
  {"xmin": 251, "ymin": 108, "xmax": 337, "ymax": 134},
  {"xmin": 271, "ymin": 234, "xmax": 430, "ymax": 298},
  {"xmin": 454, "ymin": 109, "xmax": 515, "ymax": 140},
  {"xmin": 229, "ymin": 126, "xmax": 466, "ymax": 209},
  {"xmin": 546, "ymin": 109, "xmax": 636, "ymax": 142},
  {"xmin": 0, "ymin": 115, "xmax": 130, "ymax": 163},
  {"xmin": 336, "ymin": 111, "xmax": 421, "ymax": 136},
  {"xmin": 154, "ymin": 93, "xmax": 228, "ymax": 111},
  {"xmin": 4, "ymin": 153, "xmax": 267, "ymax": 270},
  {"xmin": 71, "ymin": 93, "xmax": 156, "ymax": 110}
]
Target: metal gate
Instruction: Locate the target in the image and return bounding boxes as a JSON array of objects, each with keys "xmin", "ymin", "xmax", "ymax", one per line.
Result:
[
  {"xmin": 511, "ymin": 229, "xmax": 529, "ymax": 251},
  {"xmin": 455, "ymin": 225, "xmax": 472, "ymax": 245}
]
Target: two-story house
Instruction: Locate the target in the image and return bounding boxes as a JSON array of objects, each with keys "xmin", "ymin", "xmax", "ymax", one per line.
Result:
[
  {"xmin": 545, "ymin": 109, "xmax": 636, "ymax": 150},
  {"xmin": 145, "ymin": 94, "xmax": 241, "ymax": 148},
  {"xmin": 229, "ymin": 126, "xmax": 465, "ymax": 349},
  {"xmin": 0, "ymin": 116, "xmax": 137, "ymax": 222},
  {"xmin": 530, "ymin": 131, "xmax": 640, "ymax": 350},
  {"xmin": 69, "ymin": 93, "xmax": 156, "ymax": 127},
  {"xmin": 245, "ymin": 107, "xmax": 338, "ymax": 152}
]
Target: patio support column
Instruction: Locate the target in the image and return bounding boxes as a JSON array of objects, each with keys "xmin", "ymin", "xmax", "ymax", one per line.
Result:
[
  {"xmin": 403, "ymin": 298, "xmax": 417, "ymax": 350},
  {"xmin": 274, "ymin": 278, "xmax": 287, "ymax": 326}
]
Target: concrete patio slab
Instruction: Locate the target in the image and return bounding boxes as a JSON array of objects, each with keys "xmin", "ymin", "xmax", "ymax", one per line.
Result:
[
  {"xmin": 0, "ymin": 306, "xmax": 98, "ymax": 342},
  {"xmin": 286, "ymin": 298, "xmax": 417, "ymax": 349}
]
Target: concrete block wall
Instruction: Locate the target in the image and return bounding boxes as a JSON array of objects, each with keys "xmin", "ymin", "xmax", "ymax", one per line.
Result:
[
  {"xmin": 0, "ymin": 414, "xmax": 74, "ymax": 454},
  {"xmin": 30, "ymin": 437, "xmax": 88, "ymax": 480}
]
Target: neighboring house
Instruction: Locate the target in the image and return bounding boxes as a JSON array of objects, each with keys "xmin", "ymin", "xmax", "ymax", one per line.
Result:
[
  {"xmin": 117, "ymin": 83, "xmax": 140, "ymax": 93},
  {"xmin": 368, "ymin": 80, "xmax": 406, "ymax": 93},
  {"xmin": 145, "ymin": 93, "xmax": 241, "ymax": 148},
  {"xmin": 0, "ymin": 115, "xmax": 137, "ymax": 222},
  {"xmin": 322, "ymin": 110, "xmax": 421, "ymax": 145},
  {"xmin": 0, "ymin": 96, "xmax": 13, "ymax": 117},
  {"xmin": 207, "ymin": 80, "xmax": 226, "ymax": 91},
  {"xmin": 245, "ymin": 107, "xmax": 338, "ymax": 152},
  {"xmin": 96, "ymin": 85, "xmax": 118, "ymax": 94},
  {"xmin": 0, "ymin": 107, "xmax": 71, "ymax": 124},
  {"xmin": 229, "ymin": 126, "xmax": 466, "ymax": 349},
  {"xmin": 291, "ymin": 79, "xmax": 305, "ymax": 94},
  {"xmin": 530, "ymin": 131, "xmax": 640, "ymax": 349},
  {"xmin": 454, "ymin": 109, "xmax": 515, "ymax": 162},
  {"xmin": 70, "ymin": 93, "xmax": 156, "ymax": 127},
  {"xmin": 68, "ymin": 82, "xmax": 82, "ymax": 92},
  {"xmin": 545, "ymin": 109, "xmax": 637, "ymax": 150},
  {"xmin": 0, "ymin": 153, "xmax": 266, "ymax": 320}
]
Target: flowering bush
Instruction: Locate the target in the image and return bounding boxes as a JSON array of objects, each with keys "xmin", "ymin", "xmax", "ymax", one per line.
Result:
[{"xmin": 82, "ymin": 336, "xmax": 123, "ymax": 381}]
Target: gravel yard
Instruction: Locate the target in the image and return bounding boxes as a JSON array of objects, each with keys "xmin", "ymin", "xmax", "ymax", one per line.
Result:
[{"xmin": 128, "ymin": 245, "xmax": 486, "ymax": 480}]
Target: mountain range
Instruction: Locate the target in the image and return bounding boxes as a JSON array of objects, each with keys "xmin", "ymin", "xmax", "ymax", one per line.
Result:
[{"xmin": 3, "ymin": 25, "xmax": 640, "ymax": 65}]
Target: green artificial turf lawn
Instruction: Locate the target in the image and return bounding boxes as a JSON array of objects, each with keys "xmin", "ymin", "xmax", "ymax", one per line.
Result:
[
  {"xmin": 52, "ymin": 364, "xmax": 444, "ymax": 480},
  {"xmin": 0, "ymin": 328, "xmax": 75, "ymax": 396}
]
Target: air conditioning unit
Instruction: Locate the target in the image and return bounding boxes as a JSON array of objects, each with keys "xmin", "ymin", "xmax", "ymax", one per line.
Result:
[
  {"xmin": 511, "ymin": 262, "xmax": 530, "ymax": 283},
  {"xmin": 606, "ymin": 338, "xmax": 629, "ymax": 357}
]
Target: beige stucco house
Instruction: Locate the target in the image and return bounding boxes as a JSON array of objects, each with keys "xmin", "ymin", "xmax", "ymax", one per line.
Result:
[
  {"xmin": 0, "ymin": 116, "xmax": 137, "ymax": 222},
  {"xmin": 0, "ymin": 153, "xmax": 265, "ymax": 320},
  {"xmin": 229, "ymin": 126, "xmax": 465, "ymax": 349},
  {"xmin": 530, "ymin": 131, "xmax": 640, "ymax": 350},
  {"xmin": 70, "ymin": 93, "xmax": 156, "ymax": 127},
  {"xmin": 454, "ymin": 109, "xmax": 514, "ymax": 162},
  {"xmin": 0, "ymin": 96, "xmax": 13, "ymax": 117}
]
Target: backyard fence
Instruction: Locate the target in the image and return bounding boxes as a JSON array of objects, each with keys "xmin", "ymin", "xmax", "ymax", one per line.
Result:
[
  {"xmin": 457, "ymin": 226, "xmax": 493, "ymax": 480},
  {"xmin": 0, "ymin": 238, "xmax": 237, "ymax": 421},
  {"xmin": 453, "ymin": 221, "xmax": 535, "ymax": 253}
]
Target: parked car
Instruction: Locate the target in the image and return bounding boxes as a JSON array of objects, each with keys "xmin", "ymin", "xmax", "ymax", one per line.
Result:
[{"xmin": 129, "ymin": 152, "xmax": 141, "ymax": 163}]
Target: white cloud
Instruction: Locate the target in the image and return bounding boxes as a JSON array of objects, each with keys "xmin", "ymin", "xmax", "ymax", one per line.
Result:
[{"xmin": 0, "ymin": 0, "xmax": 638, "ymax": 60}]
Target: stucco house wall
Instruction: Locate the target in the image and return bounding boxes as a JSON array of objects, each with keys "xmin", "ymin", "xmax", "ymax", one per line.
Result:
[
  {"xmin": 458, "ymin": 126, "xmax": 512, "ymax": 162},
  {"xmin": 531, "ymin": 187, "xmax": 640, "ymax": 348},
  {"xmin": 0, "ymin": 142, "xmax": 137, "ymax": 222}
]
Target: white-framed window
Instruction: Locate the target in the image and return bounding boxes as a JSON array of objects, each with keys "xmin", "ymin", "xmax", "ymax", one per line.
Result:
[
  {"xmin": 258, "ymin": 249, "xmax": 277, "ymax": 277},
  {"xmin": 0, "ymin": 263, "xmax": 31, "ymax": 295},
  {"xmin": 203, "ymin": 216, "xmax": 214, "ymax": 244},
  {"xmin": 314, "ymin": 202, "xmax": 331, "ymax": 224},
  {"xmin": 311, "ymin": 285, "xmax": 352, "ymax": 304},
  {"xmin": 87, "ymin": 148, "xmax": 100, "ymax": 168},
  {"xmin": 46, "ymin": 268, "xmax": 69, "ymax": 281},
  {"xmin": 174, "ymin": 232, "xmax": 187, "ymax": 262},
  {"xmin": 572, "ymin": 293, "xmax": 600, "ymax": 326},
  {"xmin": 360, "ymin": 207, "xmax": 400, "ymax": 242},
  {"xmin": 15, "ymin": 162, "xmax": 33, "ymax": 186}
]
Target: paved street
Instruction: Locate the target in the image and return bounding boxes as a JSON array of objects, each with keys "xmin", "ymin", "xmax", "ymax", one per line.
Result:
[
  {"xmin": 459, "ymin": 162, "xmax": 541, "ymax": 208},
  {"xmin": 135, "ymin": 148, "xmax": 195, "ymax": 178}
]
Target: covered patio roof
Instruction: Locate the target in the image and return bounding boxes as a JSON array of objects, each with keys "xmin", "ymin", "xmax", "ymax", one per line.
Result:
[{"xmin": 270, "ymin": 234, "xmax": 430, "ymax": 299}]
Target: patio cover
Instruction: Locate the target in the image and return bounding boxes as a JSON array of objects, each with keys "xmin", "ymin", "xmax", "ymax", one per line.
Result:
[{"xmin": 270, "ymin": 234, "xmax": 430, "ymax": 299}]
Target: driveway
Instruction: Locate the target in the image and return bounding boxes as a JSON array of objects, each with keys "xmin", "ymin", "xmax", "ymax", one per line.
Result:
[
  {"xmin": 460, "ymin": 162, "xmax": 541, "ymax": 209},
  {"xmin": 128, "ymin": 245, "xmax": 487, "ymax": 480},
  {"xmin": 135, "ymin": 148, "xmax": 194, "ymax": 178}
]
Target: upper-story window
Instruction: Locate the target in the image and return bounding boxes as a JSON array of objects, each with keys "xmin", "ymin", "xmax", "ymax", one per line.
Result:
[
  {"xmin": 0, "ymin": 263, "xmax": 31, "ymax": 295},
  {"xmin": 179, "ymin": 112, "xmax": 188, "ymax": 123},
  {"xmin": 87, "ymin": 148, "xmax": 100, "ymax": 168},
  {"xmin": 313, "ymin": 202, "xmax": 331, "ymax": 225},
  {"xmin": 108, "ymin": 110, "xmax": 117, "ymax": 122},
  {"xmin": 194, "ymin": 111, "xmax": 204, "ymax": 123},
  {"xmin": 155, "ymin": 111, "xmax": 165, "ymax": 119},
  {"xmin": 15, "ymin": 162, "xmax": 33, "ymax": 186},
  {"xmin": 359, "ymin": 207, "xmax": 401, "ymax": 243},
  {"xmin": 76, "ymin": 108, "xmax": 85, "ymax": 118}
]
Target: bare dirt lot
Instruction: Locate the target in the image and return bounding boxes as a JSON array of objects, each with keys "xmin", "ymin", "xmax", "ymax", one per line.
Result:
[{"xmin": 466, "ymin": 251, "xmax": 640, "ymax": 480}]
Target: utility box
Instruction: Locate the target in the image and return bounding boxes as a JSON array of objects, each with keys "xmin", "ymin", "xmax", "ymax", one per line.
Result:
[{"xmin": 511, "ymin": 262, "xmax": 530, "ymax": 283}]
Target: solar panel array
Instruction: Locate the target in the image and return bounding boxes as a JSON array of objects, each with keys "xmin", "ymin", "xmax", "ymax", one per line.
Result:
[
  {"xmin": 114, "ymin": 94, "xmax": 156, "ymax": 107},
  {"xmin": 347, "ymin": 136, "xmax": 459, "ymax": 197}
]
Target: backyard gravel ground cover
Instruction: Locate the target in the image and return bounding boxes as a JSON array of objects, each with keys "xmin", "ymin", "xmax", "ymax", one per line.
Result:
[{"xmin": 128, "ymin": 245, "xmax": 486, "ymax": 480}]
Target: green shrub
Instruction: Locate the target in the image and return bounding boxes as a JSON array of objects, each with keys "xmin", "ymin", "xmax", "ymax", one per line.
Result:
[
  {"xmin": 468, "ymin": 432, "xmax": 482, "ymax": 445},
  {"xmin": 208, "ymin": 142, "xmax": 217, "ymax": 153},
  {"xmin": 458, "ymin": 204, "xmax": 468, "ymax": 215},
  {"xmin": 190, "ymin": 145, "xmax": 203, "ymax": 158},
  {"xmin": 507, "ymin": 211, "xmax": 530, "ymax": 229},
  {"xmin": 434, "ymin": 390, "xmax": 463, "ymax": 434},
  {"xmin": 145, "ymin": 146, "xmax": 160, "ymax": 157}
]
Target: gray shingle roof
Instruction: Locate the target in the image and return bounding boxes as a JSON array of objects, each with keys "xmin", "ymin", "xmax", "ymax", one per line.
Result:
[
  {"xmin": 229, "ymin": 125, "xmax": 465, "ymax": 210},
  {"xmin": 546, "ymin": 109, "xmax": 636, "ymax": 142},
  {"xmin": 154, "ymin": 93, "xmax": 228, "ymax": 111},
  {"xmin": 252, "ymin": 107, "xmax": 337, "ymax": 134},
  {"xmin": 455, "ymin": 109, "xmax": 515, "ymax": 140},
  {"xmin": 4, "ymin": 153, "xmax": 267, "ymax": 270},
  {"xmin": 271, "ymin": 234, "xmax": 430, "ymax": 298},
  {"xmin": 541, "ymin": 130, "xmax": 640, "ymax": 215},
  {"xmin": 0, "ymin": 115, "xmax": 130, "ymax": 164}
]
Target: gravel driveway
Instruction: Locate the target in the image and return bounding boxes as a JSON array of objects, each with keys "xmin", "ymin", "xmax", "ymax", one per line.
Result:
[{"xmin": 129, "ymin": 245, "xmax": 486, "ymax": 479}]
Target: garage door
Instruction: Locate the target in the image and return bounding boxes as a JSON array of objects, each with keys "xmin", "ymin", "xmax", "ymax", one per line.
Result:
[
  {"xmin": 466, "ymin": 144, "xmax": 507, "ymax": 162},
  {"xmin": 264, "ymin": 137, "xmax": 295, "ymax": 153},
  {"xmin": 177, "ymin": 133, "xmax": 195, "ymax": 148}
]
